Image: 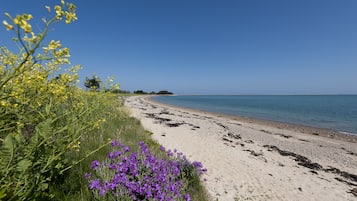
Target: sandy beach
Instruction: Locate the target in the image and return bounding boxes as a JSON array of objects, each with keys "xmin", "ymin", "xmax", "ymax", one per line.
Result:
[{"xmin": 124, "ymin": 95, "xmax": 357, "ymax": 201}]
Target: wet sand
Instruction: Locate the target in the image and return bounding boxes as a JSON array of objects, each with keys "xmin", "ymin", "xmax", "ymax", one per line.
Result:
[{"xmin": 125, "ymin": 95, "xmax": 357, "ymax": 201}]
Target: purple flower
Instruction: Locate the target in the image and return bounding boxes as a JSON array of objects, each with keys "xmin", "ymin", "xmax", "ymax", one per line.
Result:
[
  {"xmin": 89, "ymin": 179, "xmax": 101, "ymax": 190},
  {"xmin": 86, "ymin": 142, "xmax": 206, "ymax": 200},
  {"xmin": 184, "ymin": 193, "xmax": 191, "ymax": 201},
  {"xmin": 99, "ymin": 187, "xmax": 106, "ymax": 196},
  {"xmin": 107, "ymin": 152, "xmax": 115, "ymax": 159},
  {"xmin": 115, "ymin": 150, "xmax": 122, "ymax": 157},
  {"xmin": 124, "ymin": 146, "xmax": 130, "ymax": 152},
  {"xmin": 90, "ymin": 160, "xmax": 101, "ymax": 170},
  {"xmin": 192, "ymin": 161, "xmax": 203, "ymax": 169},
  {"xmin": 108, "ymin": 163, "xmax": 116, "ymax": 170},
  {"xmin": 111, "ymin": 140, "xmax": 119, "ymax": 147},
  {"xmin": 84, "ymin": 173, "xmax": 92, "ymax": 179},
  {"xmin": 160, "ymin": 146, "xmax": 165, "ymax": 152},
  {"xmin": 106, "ymin": 182, "xmax": 117, "ymax": 191},
  {"xmin": 167, "ymin": 149, "xmax": 173, "ymax": 157}
]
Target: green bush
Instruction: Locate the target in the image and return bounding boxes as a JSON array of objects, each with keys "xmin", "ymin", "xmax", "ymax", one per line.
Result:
[
  {"xmin": 0, "ymin": 1, "xmax": 113, "ymax": 200},
  {"xmin": 0, "ymin": 1, "xmax": 209, "ymax": 200}
]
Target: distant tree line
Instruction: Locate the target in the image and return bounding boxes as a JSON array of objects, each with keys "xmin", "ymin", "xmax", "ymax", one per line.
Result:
[
  {"xmin": 84, "ymin": 76, "xmax": 173, "ymax": 95},
  {"xmin": 108, "ymin": 89, "xmax": 173, "ymax": 95},
  {"xmin": 133, "ymin": 90, "xmax": 173, "ymax": 95}
]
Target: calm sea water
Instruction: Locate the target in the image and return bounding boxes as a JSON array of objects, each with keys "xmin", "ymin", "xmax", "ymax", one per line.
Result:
[{"xmin": 153, "ymin": 95, "xmax": 357, "ymax": 135}]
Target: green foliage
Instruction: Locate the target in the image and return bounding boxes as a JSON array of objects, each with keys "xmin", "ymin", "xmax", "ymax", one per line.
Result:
[
  {"xmin": 0, "ymin": 1, "xmax": 207, "ymax": 201},
  {"xmin": 0, "ymin": 1, "xmax": 114, "ymax": 200},
  {"xmin": 84, "ymin": 75, "xmax": 101, "ymax": 91},
  {"xmin": 133, "ymin": 90, "xmax": 174, "ymax": 95},
  {"xmin": 112, "ymin": 89, "xmax": 131, "ymax": 94},
  {"xmin": 133, "ymin": 90, "xmax": 148, "ymax": 94},
  {"xmin": 157, "ymin": 90, "xmax": 174, "ymax": 95},
  {"xmin": 51, "ymin": 97, "xmax": 209, "ymax": 200}
]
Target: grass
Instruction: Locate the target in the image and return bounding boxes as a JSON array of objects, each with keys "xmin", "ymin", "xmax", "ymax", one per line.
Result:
[
  {"xmin": 53, "ymin": 94, "xmax": 210, "ymax": 201},
  {"xmin": 1, "ymin": 1, "xmax": 209, "ymax": 199},
  {"xmin": 1, "ymin": 2, "xmax": 209, "ymax": 199}
]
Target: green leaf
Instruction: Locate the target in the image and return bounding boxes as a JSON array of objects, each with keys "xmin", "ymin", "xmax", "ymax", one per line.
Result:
[
  {"xmin": 55, "ymin": 162, "xmax": 63, "ymax": 170},
  {"xmin": 3, "ymin": 135, "xmax": 14, "ymax": 151},
  {"xmin": 38, "ymin": 183, "xmax": 48, "ymax": 191},
  {"xmin": 0, "ymin": 135, "xmax": 15, "ymax": 169},
  {"xmin": 16, "ymin": 159, "xmax": 32, "ymax": 172},
  {"xmin": 0, "ymin": 188, "xmax": 7, "ymax": 200},
  {"xmin": 14, "ymin": 133, "xmax": 24, "ymax": 144},
  {"xmin": 44, "ymin": 99, "xmax": 52, "ymax": 116},
  {"xmin": 35, "ymin": 118, "xmax": 53, "ymax": 139}
]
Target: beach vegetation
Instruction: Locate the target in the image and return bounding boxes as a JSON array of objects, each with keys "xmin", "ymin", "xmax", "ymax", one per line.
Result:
[
  {"xmin": 85, "ymin": 75, "xmax": 101, "ymax": 91},
  {"xmin": 157, "ymin": 90, "xmax": 174, "ymax": 95},
  {"xmin": 134, "ymin": 90, "xmax": 148, "ymax": 94},
  {"xmin": 0, "ymin": 1, "xmax": 208, "ymax": 200},
  {"xmin": 133, "ymin": 90, "xmax": 174, "ymax": 95},
  {"xmin": 85, "ymin": 141, "xmax": 207, "ymax": 200},
  {"xmin": 111, "ymin": 89, "xmax": 131, "ymax": 94}
]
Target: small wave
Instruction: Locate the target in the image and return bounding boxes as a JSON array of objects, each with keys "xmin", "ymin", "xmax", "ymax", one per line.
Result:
[{"xmin": 338, "ymin": 131, "xmax": 357, "ymax": 136}]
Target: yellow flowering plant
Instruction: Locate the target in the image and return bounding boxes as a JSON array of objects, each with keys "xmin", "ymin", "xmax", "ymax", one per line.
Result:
[{"xmin": 0, "ymin": 1, "xmax": 115, "ymax": 200}]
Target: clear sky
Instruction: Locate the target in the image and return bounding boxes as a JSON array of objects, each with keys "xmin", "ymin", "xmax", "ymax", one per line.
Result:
[{"xmin": 1, "ymin": 0, "xmax": 357, "ymax": 95}]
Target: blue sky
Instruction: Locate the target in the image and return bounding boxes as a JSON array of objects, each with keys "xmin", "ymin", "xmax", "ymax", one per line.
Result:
[{"xmin": 1, "ymin": 0, "xmax": 357, "ymax": 95}]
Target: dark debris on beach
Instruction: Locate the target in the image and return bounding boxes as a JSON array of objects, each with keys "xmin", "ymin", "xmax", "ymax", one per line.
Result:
[{"xmin": 263, "ymin": 144, "xmax": 357, "ymax": 189}]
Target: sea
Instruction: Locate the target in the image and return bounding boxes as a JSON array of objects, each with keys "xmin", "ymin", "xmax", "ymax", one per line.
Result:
[{"xmin": 152, "ymin": 95, "xmax": 357, "ymax": 135}]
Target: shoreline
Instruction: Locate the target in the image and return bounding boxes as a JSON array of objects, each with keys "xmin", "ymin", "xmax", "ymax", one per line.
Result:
[
  {"xmin": 148, "ymin": 95, "xmax": 357, "ymax": 143},
  {"xmin": 125, "ymin": 95, "xmax": 357, "ymax": 201}
]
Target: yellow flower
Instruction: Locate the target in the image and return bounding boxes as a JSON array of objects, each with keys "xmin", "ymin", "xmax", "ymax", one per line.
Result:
[
  {"xmin": 13, "ymin": 18, "xmax": 20, "ymax": 25},
  {"xmin": 69, "ymin": 140, "xmax": 81, "ymax": 151},
  {"xmin": 0, "ymin": 100, "xmax": 8, "ymax": 107},
  {"xmin": 2, "ymin": 20, "xmax": 13, "ymax": 30},
  {"xmin": 68, "ymin": 3, "xmax": 76, "ymax": 10},
  {"xmin": 55, "ymin": 5, "xmax": 64, "ymax": 19},
  {"xmin": 23, "ymin": 14, "xmax": 33, "ymax": 20},
  {"xmin": 44, "ymin": 40, "xmax": 62, "ymax": 52},
  {"xmin": 13, "ymin": 14, "xmax": 33, "ymax": 32},
  {"xmin": 23, "ymin": 32, "xmax": 37, "ymax": 43},
  {"xmin": 49, "ymin": 40, "xmax": 61, "ymax": 49},
  {"xmin": 23, "ymin": 23, "xmax": 32, "ymax": 33},
  {"xmin": 65, "ymin": 12, "xmax": 77, "ymax": 24}
]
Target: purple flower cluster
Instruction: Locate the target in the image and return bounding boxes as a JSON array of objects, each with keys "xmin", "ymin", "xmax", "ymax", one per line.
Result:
[{"xmin": 85, "ymin": 140, "xmax": 207, "ymax": 201}]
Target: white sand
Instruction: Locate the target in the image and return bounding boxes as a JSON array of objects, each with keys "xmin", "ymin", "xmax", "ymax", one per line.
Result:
[{"xmin": 124, "ymin": 95, "xmax": 357, "ymax": 201}]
